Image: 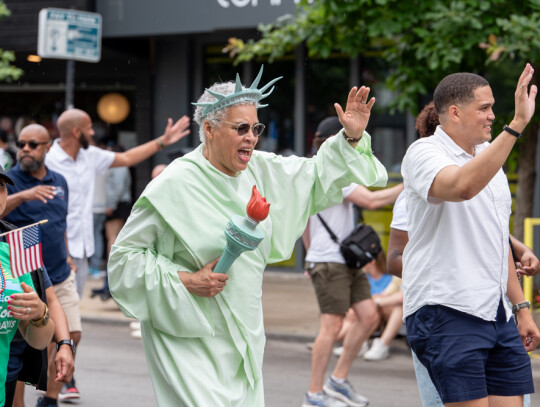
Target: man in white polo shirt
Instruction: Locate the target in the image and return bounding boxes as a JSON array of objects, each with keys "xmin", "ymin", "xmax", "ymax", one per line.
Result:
[
  {"xmin": 402, "ymin": 64, "xmax": 540, "ymax": 406},
  {"xmin": 44, "ymin": 107, "xmax": 190, "ymax": 402}
]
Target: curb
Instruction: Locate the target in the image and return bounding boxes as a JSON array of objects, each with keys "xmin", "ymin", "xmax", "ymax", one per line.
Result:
[{"xmin": 81, "ymin": 315, "xmax": 316, "ymax": 343}]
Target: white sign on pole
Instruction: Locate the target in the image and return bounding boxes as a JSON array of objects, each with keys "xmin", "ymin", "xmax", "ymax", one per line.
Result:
[{"xmin": 38, "ymin": 8, "xmax": 102, "ymax": 63}]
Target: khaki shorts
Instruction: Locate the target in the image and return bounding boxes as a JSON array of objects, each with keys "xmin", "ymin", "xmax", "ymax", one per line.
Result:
[
  {"xmin": 53, "ymin": 270, "xmax": 82, "ymax": 333},
  {"xmin": 306, "ymin": 262, "xmax": 371, "ymax": 315}
]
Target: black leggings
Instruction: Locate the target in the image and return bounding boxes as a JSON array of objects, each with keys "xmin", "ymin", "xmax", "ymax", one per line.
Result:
[{"xmin": 4, "ymin": 380, "xmax": 17, "ymax": 407}]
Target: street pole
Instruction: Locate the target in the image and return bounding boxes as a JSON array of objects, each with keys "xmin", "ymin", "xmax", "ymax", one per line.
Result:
[{"xmin": 65, "ymin": 59, "xmax": 75, "ymax": 109}]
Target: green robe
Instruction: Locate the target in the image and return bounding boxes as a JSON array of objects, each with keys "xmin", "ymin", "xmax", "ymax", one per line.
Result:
[{"xmin": 108, "ymin": 131, "xmax": 387, "ymax": 406}]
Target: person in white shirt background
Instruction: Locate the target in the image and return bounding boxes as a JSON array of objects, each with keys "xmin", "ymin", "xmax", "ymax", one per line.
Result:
[{"xmin": 302, "ymin": 116, "xmax": 403, "ymax": 407}]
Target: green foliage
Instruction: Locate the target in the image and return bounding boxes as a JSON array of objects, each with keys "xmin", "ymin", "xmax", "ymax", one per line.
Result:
[
  {"xmin": 0, "ymin": 1, "xmax": 23, "ymax": 82},
  {"xmin": 0, "ymin": 49, "xmax": 23, "ymax": 81},
  {"xmin": 0, "ymin": 1, "xmax": 10, "ymax": 19},
  {"xmin": 230, "ymin": 0, "xmax": 539, "ymax": 117},
  {"xmin": 228, "ymin": 0, "xmax": 540, "ymax": 173}
]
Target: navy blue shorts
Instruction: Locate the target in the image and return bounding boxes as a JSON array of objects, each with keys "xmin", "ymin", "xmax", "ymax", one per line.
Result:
[{"xmin": 406, "ymin": 300, "xmax": 534, "ymax": 403}]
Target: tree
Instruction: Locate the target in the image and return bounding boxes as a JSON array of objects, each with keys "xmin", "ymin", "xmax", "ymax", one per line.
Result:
[
  {"xmin": 0, "ymin": 1, "xmax": 23, "ymax": 82},
  {"xmin": 228, "ymin": 0, "xmax": 540, "ymax": 239}
]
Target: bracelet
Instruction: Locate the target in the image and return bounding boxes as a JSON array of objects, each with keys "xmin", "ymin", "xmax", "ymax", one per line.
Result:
[
  {"xmin": 30, "ymin": 303, "xmax": 49, "ymax": 327},
  {"xmin": 343, "ymin": 131, "xmax": 361, "ymax": 143},
  {"xmin": 157, "ymin": 137, "xmax": 165, "ymax": 149},
  {"xmin": 504, "ymin": 125, "xmax": 521, "ymax": 138}
]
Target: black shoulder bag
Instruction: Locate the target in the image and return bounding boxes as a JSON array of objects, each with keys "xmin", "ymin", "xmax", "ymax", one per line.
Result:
[{"xmin": 317, "ymin": 214, "xmax": 382, "ymax": 269}]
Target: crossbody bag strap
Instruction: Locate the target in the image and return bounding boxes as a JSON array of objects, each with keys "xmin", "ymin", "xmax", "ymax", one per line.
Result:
[{"xmin": 316, "ymin": 214, "xmax": 340, "ymax": 244}]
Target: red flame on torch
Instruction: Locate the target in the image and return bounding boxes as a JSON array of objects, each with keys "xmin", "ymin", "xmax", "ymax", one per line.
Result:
[{"xmin": 246, "ymin": 185, "xmax": 270, "ymax": 222}]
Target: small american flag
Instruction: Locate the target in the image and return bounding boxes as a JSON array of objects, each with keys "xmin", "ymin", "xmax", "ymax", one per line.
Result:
[{"xmin": 6, "ymin": 224, "xmax": 44, "ymax": 278}]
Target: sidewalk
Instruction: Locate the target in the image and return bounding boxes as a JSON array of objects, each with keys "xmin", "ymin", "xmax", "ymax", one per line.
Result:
[{"xmin": 80, "ymin": 271, "xmax": 320, "ymax": 341}]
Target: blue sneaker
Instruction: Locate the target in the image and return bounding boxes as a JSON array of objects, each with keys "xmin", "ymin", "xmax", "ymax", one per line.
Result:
[
  {"xmin": 89, "ymin": 267, "xmax": 105, "ymax": 279},
  {"xmin": 302, "ymin": 391, "xmax": 348, "ymax": 407},
  {"xmin": 323, "ymin": 378, "xmax": 369, "ymax": 407},
  {"xmin": 36, "ymin": 397, "xmax": 58, "ymax": 407}
]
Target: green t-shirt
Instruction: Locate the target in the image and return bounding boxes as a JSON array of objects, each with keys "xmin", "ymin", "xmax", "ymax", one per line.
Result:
[{"xmin": 0, "ymin": 241, "xmax": 34, "ymax": 406}]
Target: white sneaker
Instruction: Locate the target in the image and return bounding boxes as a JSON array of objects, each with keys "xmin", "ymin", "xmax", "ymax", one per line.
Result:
[
  {"xmin": 363, "ymin": 338, "xmax": 389, "ymax": 361},
  {"xmin": 333, "ymin": 341, "xmax": 368, "ymax": 358},
  {"xmin": 323, "ymin": 378, "xmax": 369, "ymax": 407},
  {"xmin": 129, "ymin": 321, "xmax": 141, "ymax": 330},
  {"xmin": 302, "ymin": 391, "xmax": 348, "ymax": 407},
  {"xmin": 131, "ymin": 329, "xmax": 142, "ymax": 338}
]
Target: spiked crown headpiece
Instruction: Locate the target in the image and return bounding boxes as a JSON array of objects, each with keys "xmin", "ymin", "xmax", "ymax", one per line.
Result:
[{"xmin": 192, "ymin": 66, "xmax": 282, "ymax": 120}]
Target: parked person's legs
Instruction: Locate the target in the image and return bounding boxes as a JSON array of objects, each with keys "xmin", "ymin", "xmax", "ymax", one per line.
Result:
[
  {"xmin": 364, "ymin": 300, "xmax": 403, "ymax": 361},
  {"xmin": 47, "ymin": 272, "xmax": 83, "ymax": 403},
  {"xmin": 89, "ymin": 212, "xmax": 106, "ymax": 274},
  {"xmin": 332, "ymin": 297, "xmax": 378, "ymax": 378},
  {"xmin": 71, "ymin": 257, "xmax": 88, "ymax": 299},
  {"xmin": 309, "ymin": 313, "xmax": 344, "ymax": 392},
  {"xmin": 105, "ymin": 218, "xmax": 125, "ymax": 257}
]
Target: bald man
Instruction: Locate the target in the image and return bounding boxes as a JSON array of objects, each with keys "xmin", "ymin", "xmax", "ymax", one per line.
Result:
[
  {"xmin": 45, "ymin": 109, "xmax": 190, "ymax": 296},
  {"xmin": 4, "ymin": 124, "xmax": 75, "ymax": 407}
]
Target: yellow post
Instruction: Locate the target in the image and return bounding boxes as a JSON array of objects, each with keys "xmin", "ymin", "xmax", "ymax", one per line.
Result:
[
  {"xmin": 522, "ymin": 218, "xmax": 538, "ymax": 305},
  {"xmin": 523, "ymin": 218, "xmax": 540, "ymax": 359}
]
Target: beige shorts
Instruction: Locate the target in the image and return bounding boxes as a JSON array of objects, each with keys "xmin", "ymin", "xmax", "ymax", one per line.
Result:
[{"xmin": 53, "ymin": 270, "xmax": 82, "ymax": 333}]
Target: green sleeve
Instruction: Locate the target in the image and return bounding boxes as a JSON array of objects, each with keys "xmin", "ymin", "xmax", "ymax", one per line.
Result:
[{"xmin": 250, "ymin": 130, "xmax": 388, "ymax": 263}]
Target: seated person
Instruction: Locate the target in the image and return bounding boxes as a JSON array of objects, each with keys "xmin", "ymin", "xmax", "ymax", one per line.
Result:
[
  {"xmin": 363, "ymin": 250, "xmax": 403, "ymax": 361},
  {"xmin": 334, "ymin": 251, "xmax": 403, "ymax": 361}
]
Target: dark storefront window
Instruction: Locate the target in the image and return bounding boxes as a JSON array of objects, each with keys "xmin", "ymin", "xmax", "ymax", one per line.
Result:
[
  {"xmin": 0, "ymin": 89, "xmax": 136, "ymax": 146},
  {"xmin": 306, "ymin": 57, "xmax": 350, "ymax": 157},
  {"xmin": 255, "ymin": 61, "xmax": 295, "ymax": 156}
]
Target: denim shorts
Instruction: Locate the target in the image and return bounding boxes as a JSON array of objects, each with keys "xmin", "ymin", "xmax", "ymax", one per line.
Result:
[{"xmin": 406, "ymin": 300, "xmax": 534, "ymax": 403}]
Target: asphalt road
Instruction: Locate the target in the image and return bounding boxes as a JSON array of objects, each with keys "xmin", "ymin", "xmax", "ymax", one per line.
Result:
[{"xmin": 22, "ymin": 320, "xmax": 540, "ymax": 406}]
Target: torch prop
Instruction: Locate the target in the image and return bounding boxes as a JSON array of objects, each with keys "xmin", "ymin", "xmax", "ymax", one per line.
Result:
[{"xmin": 213, "ymin": 185, "xmax": 270, "ymax": 274}]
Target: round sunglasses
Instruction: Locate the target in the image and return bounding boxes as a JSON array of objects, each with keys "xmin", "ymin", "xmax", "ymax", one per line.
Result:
[{"xmin": 219, "ymin": 120, "xmax": 266, "ymax": 137}]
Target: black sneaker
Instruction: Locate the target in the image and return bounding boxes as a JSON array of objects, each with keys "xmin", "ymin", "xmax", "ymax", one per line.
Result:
[
  {"xmin": 58, "ymin": 378, "xmax": 81, "ymax": 401},
  {"xmin": 36, "ymin": 397, "xmax": 58, "ymax": 407}
]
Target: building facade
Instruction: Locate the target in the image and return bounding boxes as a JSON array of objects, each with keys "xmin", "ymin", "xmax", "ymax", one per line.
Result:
[{"xmin": 0, "ymin": 0, "xmax": 428, "ymax": 270}]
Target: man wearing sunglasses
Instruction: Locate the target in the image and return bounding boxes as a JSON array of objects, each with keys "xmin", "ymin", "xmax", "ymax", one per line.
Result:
[{"xmin": 2, "ymin": 108, "xmax": 189, "ymax": 406}]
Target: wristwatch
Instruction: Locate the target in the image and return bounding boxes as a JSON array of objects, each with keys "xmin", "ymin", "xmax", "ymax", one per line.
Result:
[
  {"xmin": 30, "ymin": 303, "xmax": 49, "ymax": 327},
  {"xmin": 504, "ymin": 125, "xmax": 521, "ymax": 138},
  {"xmin": 57, "ymin": 339, "xmax": 76, "ymax": 355},
  {"xmin": 512, "ymin": 301, "xmax": 531, "ymax": 313}
]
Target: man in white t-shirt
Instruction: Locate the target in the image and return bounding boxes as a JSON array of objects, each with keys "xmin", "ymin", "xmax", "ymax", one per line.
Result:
[
  {"xmin": 44, "ymin": 107, "xmax": 190, "ymax": 402},
  {"xmin": 301, "ymin": 117, "xmax": 402, "ymax": 407},
  {"xmin": 401, "ymin": 64, "xmax": 539, "ymax": 406},
  {"xmin": 390, "ymin": 189, "xmax": 537, "ymax": 407}
]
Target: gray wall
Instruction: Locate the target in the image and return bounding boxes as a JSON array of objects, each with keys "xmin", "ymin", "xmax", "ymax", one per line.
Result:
[{"xmin": 97, "ymin": 0, "xmax": 298, "ymax": 38}]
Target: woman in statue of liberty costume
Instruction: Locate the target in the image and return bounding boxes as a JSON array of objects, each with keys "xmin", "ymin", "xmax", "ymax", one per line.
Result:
[{"xmin": 108, "ymin": 66, "xmax": 388, "ymax": 406}]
